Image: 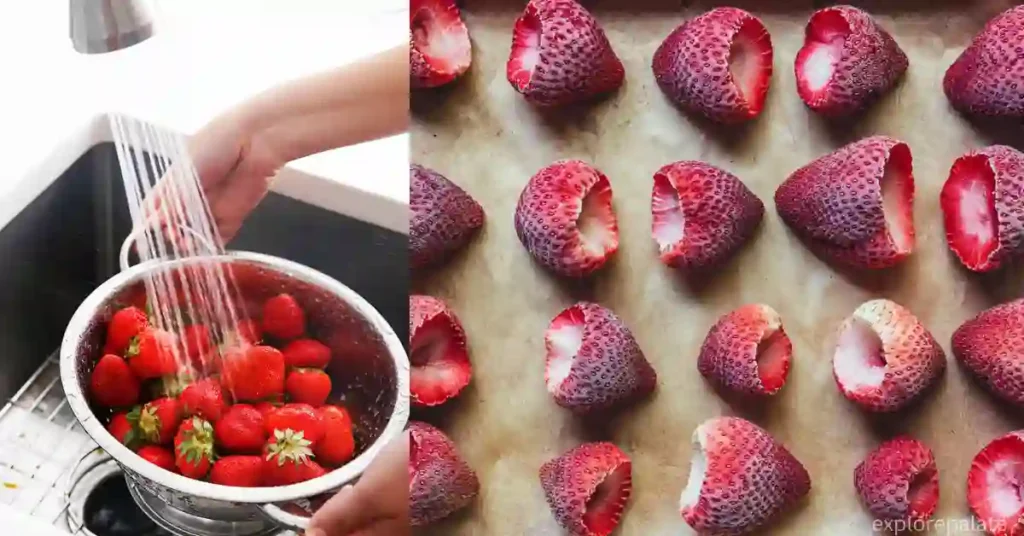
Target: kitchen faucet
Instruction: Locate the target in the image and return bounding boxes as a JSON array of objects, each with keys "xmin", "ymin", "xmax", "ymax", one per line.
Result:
[{"xmin": 70, "ymin": 0, "xmax": 156, "ymax": 54}]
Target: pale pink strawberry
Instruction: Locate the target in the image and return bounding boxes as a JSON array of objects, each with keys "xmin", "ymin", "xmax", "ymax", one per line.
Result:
[
  {"xmin": 952, "ymin": 299, "xmax": 1024, "ymax": 409},
  {"xmin": 854, "ymin": 437, "xmax": 939, "ymax": 526},
  {"xmin": 410, "ymin": 295, "xmax": 472, "ymax": 408},
  {"xmin": 514, "ymin": 160, "xmax": 619, "ymax": 278},
  {"xmin": 698, "ymin": 304, "xmax": 792, "ymax": 397},
  {"xmin": 409, "ymin": 421, "xmax": 479, "ymax": 526},
  {"xmin": 410, "ymin": 164, "xmax": 485, "ymax": 270},
  {"xmin": 410, "ymin": 0, "xmax": 472, "ymax": 89},
  {"xmin": 968, "ymin": 430, "xmax": 1024, "ymax": 535},
  {"xmin": 539, "ymin": 442, "xmax": 632, "ymax": 536},
  {"xmin": 944, "ymin": 6, "xmax": 1024, "ymax": 120}
]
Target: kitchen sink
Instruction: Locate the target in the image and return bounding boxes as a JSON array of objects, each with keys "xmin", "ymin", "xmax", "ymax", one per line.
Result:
[{"xmin": 0, "ymin": 133, "xmax": 407, "ymax": 533}]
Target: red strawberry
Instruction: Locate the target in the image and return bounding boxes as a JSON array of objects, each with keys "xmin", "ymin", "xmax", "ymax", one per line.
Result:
[
  {"xmin": 969, "ymin": 430, "xmax": 1024, "ymax": 536},
  {"xmin": 262, "ymin": 430, "xmax": 327, "ymax": 486},
  {"xmin": 409, "ymin": 295, "xmax": 472, "ymax": 407},
  {"xmin": 254, "ymin": 401, "xmax": 280, "ymax": 421},
  {"xmin": 89, "ymin": 354, "xmax": 140, "ymax": 408},
  {"xmin": 506, "ymin": 0, "xmax": 624, "ymax": 107},
  {"xmin": 944, "ymin": 6, "xmax": 1024, "ymax": 120},
  {"xmin": 652, "ymin": 7, "xmax": 772, "ymax": 124},
  {"xmin": 265, "ymin": 403, "xmax": 325, "ymax": 445},
  {"xmin": 281, "ymin": 338, "xmax": 332, "ymax": 369},
  {"xmin": 774, "ymin": 136, "xmax": 916, "ymax": 270},
  {"xmin": 952, "ymin": 299, "xmax": 1024, "ymax": 409},
  {"xmin": 795, "ymin": 6, "xmax": 908, "ymax": 117},
  {"xmin": 409, "ymin": 421, "xmax": 479, "ymax": 526},
  {"xmin": 126, "ymin": 328, "xmax": 180, "ymax": 380},
  {"xmin": 539, "ymin": 442, "xmax": 632, "ymax": 536},
  {"xmin": 180, "ymin": 378, "xmax": 227, "ymax": 423},
  {"xmin": 854, "ymin": 436, "xmax": 939, "ymax": 526},
  {"xmin": 105, "ymin": 306, "xmax": 148, "ymax": 354},
  {"xmin": 137, "ymin": 445, "xmax": 176, "ymax": 473},
  {"xmin": 940, "ymin": 145, "xmax": 1024, "ymax": 273},
  {"xmin": 833, "ymin": 299, "xmax": 945, "ymax": 412},
  {"xmin": 129, "ymin": 397, "xmax": 182, "ymax": 445},
  {"xmin": 410, "ymin": 164, "xmax": 485, "ymax": 271},
  {"xmin": 514, "ymin": 160, "xmax": 620, "ymax": 278},
  {"xmin": 221, "ymin": 345, "xmax": 285, "ymax": 402},
  {"xmin": 680, "ymin": 416, "xmax": 811, "ymax": 535},
  {"xmin": 230, "ymin": 318, "xmax": 263, "ymax": 346},
  {"xmin": 150, "ymin": 370, "xmax": 194, "ymax": 400},
  {"xmin": 410, "ymin": 0, "xmax": 471, "ymax": 89},
  {"xmin": 215, "ymin": 404, "xmax": 267, "ymax": 453},
  {"xmin": 181, "ymin": 325, "xmax": 212, "ymax": 366},
  {"xmin": 545, "ymin": 302, "xmax": 657, "ymax": 413},
  {"xmin": 698, "ymin": 304, "xmax": 792, "ymax": 397},
  {"xmin": 315, "ymin": 405, "xmax": 356, "ymax": 467},
  {"xmin": 210, "ymin": 456, "xmax": 264, "ymax": 487},
  {"xmin": 651, "ymin": 161, "xmax": 764, "ymax": 272},
  {"xmin": 174, "ymin": 417, "xmax": 215, "ymax": 480},
  {"xmin": 285, "ymin": 369, "xmax": 332, "ymax": 407},
  {"xmin": 107, "ymin": 411, "xmax": 139, "ymax": 450},
  {"xmin": 261, "ymin": 293, "xmax": 305, "ymax": 340}
]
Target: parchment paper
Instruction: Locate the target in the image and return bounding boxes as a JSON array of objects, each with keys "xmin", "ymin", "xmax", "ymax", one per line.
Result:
[{"xmin": 411, "ymin": 1, "xmax": 1024, "ymax": 534}]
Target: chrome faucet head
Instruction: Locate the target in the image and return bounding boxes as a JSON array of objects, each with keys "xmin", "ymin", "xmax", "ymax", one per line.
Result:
[{"xmin": 70, "ymin": 0, "xmax": 156, "ymax": 54}]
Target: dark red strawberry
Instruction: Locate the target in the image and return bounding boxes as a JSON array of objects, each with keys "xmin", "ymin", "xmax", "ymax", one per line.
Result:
[
  {"xmin": 410, "ymin": 164, "xmax": 485, "ymax": 271},
  {"xmin": 680, "ymin": 416, "xmax": 811, "ymax": 535},
  {"xmin": 410, "ymin": 421, "xmax": 479, "ymax": 526},
  {"xmin": 854, "ymin": 436, "xmax": 939, "ymax": 526},
  {"xmin": 315, "ymin": 405, "xmax": 356, "ymax": 467},
  {"xmin": 210, "ymin": 455, "xmax": 265, "ymax": 487},
  {"xmin": 409, "ymin": 295, "xmax": 472, "ymax": 408},
  {"xmin": 698, "ymin": 304, "xmax": 792, "ymax": 397},
  {"xmin": 105, "ymin": 306, "xmax": 148, "ymax": 355},
  {"xmin": 138, "ymin": 445, "xmax": 176, "ymax": 473},
  {"xmin": 126, "ymin": 328, "xmax": 180, "ymax": 380},
  {"xmin": 545, "ymin": 302, "xmax": 657, "ymax": 414},
  {"xmin": 652, "ymin": 161, "xmax": 764, "ymax": 271},
  {"xmin": 107, "ymin": 411, "xmax": 140, "ymax": 450},
  {"xmin": 952, "ymin": 299, "xmax": 1024, "ymax": 409},
  {"xmin": 174, "ymin": 417, "xmax": 215, "ymax": 480},
  {"xmin": 795, "ymin": 6, "xmax": 908, "ymax": 117},
  {"xmin": 507, "ymin": 0, "xmax": 624, "ymax": 107},
  {"xmin": 89, "ymin": 354, "xmax": 140, "ymax": 408},
  {"xmin": 221, "ymin": 345, "xmax": 285, "ymax": 402},
  {"xmin": 229, "ymin": 318, "xmax": 263, "ymax": 346},
  {"xmin": 833, "ymin": 299, "xmax": 945, "ymax": 412},
  {"xmin": 265, "ymin": 403, "xmax": 325, "ymax": 445},
  {"xmin": 254, "ymin": 401, "xmax": 280, "ymax": 422},
  {"xmin": 180, "ymin": 378, "xmax": 227, "ymax": 423},
  {"xmin": 652, "ymin": 7, "xmax": 773, "ymax": 124},
  {"xmin": 181, "ymin": 324, "xmax": 212, "ymax": 366},
  {"xmin": 281, "ymin": 338, "xmax": 331, "ymax": 369},
  {"xmin": 514, "ymin": 160, "xmax": 620, "ymax": 278},
  {"xmin": 944, "ymin": 6, "xmax": 1024, "ymax": 120},
  {"xmin": 215, "ymin": 404, "xmax": 267, "ymax": 453},
  {"xmin": 774, "ymin": 136, "xmax": 916, "ymax": 269},
  {"xmin": 940, "ymin": 145, "xmax": 1024, "ymax": 272},
  {"xmin": 129, "ymin": 397, "xmax": 182, "ymax": 445},
  {"xmin": 263, "ymin": 431, "xmax": 327, "ymax": 486},
  {"xmin": 410, "ymin": 0, "xmax": 471, "ymax": 89},
  {"xmin": 539, "ymin": 442, "xmax": 632, "ymax": 536},
  {"xmin": 285, "ymin": 369, "xmax": 332, "ymax": 407},
  {"xmin": 261, "ymin": 293, "xmax": 305, "ymax": 341}
]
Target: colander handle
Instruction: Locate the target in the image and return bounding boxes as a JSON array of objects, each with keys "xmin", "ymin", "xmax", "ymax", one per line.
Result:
[
  {"xmin": 258, "ymin": 500, "xmax": 315, "ymax": 530},
  {"xmin": 118, "ymin": 223, "xmax": 219, "ymax": 272}
]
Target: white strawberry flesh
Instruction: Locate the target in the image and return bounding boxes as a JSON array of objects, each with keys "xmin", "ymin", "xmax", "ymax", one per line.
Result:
[
  {"xmin": 796, "ymin": 10, "xmax": 849, "ymax": 98},
  {"xmin": 545, "ymin": 305, "xmax": 585, "ymax": 393},
  {"xmin": 411, "ymin": 0, "xmax": 471, "ymax": 78},
  {"xmin": 730, "ymin": 18, "xmax": 774, "ymax": 107},
  {"xmin": 410, "ymin": 316, "xmax": 470, "ymax": 405},
  {"xmin": 756, "ymin": 327, "xmax": 791, "ymax": 392},
  {"xmin": 577, "ymin": 180, "xmax": 618, "ymax": 258},
  {"xmin": 943, "ymin": 155, "xmax": 998, "ymax": 269},
  {"xmin": 881, "ymin": 144, "xmax": 915, "ymax": 254},
  {"xmin": 679, "ymin": 433, "xmax": 708, "ymax": 512},
  {"xmin": 970, "ymin": 434, "xmax": 1024, "ymax": 534},
  {"xmin": 651, "ymin": 172, "xmax": 686, "ymax": 253},
  {"xmin": 834, "ymin": 317, "xmax": 887, "ymax": 392},
  {"xmin": 508, "ymin": 5, "xmax": 541, "ymax": 90}
]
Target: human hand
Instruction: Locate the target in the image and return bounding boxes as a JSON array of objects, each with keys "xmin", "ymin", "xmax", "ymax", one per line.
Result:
[{"xmin": 305, "ymin": 430, "xmax": 410, "ymax": 536}]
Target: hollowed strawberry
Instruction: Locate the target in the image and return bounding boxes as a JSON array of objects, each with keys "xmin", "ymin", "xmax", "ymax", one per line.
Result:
[
  {"xmin": 539, "ymin": 442, "xmax": 632, "ymax": 536},
  {"xmin": 698, "ymin": 304, "xmax": 792, "ymax": 397},
  {"xmin": 968, "ymin": 430, "xmax": 1024, "ymax": 536},
  {"xmin": 410, "ymin": 0, "xmax": 472, "ymax": 89},
  {"xmin": 410, "ymin": 295, "xmax": 472, "ymax": 407}
]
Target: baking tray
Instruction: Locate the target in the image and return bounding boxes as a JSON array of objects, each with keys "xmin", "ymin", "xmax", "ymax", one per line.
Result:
[{"xmin": 410, "ymin": 1, "xmax": 1024, "ymax": 534}]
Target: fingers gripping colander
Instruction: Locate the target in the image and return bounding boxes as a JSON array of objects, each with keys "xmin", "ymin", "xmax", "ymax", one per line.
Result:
[{"xmin": 59, "ymin": 250, "xmax": 410, "ymax": 533}]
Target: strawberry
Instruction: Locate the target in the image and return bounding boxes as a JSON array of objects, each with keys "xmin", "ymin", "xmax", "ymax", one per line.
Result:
[
  {"xmin": 126, "ymin": 328, "xmax": 180, "ymax": 380},
  {"xmin": 968, "ymin": 430, "xmax": 1024, "ymax": 535},
  {"xmin": 181, "ymin": 324, "xmax": 212, "ymax": 366},
  {"xmin": 254, "ymin": 401, "xmax": 280, "ymax": 421},
  {"xmin": 150, "ymin": 370, "xmax": 194, "ymax": 399},
  {"xmin": 514, "ymin": 160, "xmax": 620, "ymax": 278},
  {"xmin": 795, "ymin": 6, "xmax": 908, "ymax": 117},
  {"xmin": 410, "ymin": 164, "xmax": 485, "ymax": 271},
  {"xmin": 409, "ymin": 421, "xmax": 479, "ymax": 526},
  {"xmin": 210, "ymin": 455, "xmax": 265, "ymax": 487},
  {"xmin": 129, "ymin": 397, "xmax": 182, "ymax": 445},
  {"xmin": 180, "ymin": 378, "xmax": 227, "ymax": 423},
  {"xmin": 652, "ymin": 7, "xmax": 773, "ymax": 124},
  {"xmin": 410, "ymin": 0, "xmax": 471, "ymax": 89},
  {"xmin": 221, "ymin": 345, "xmax": 285, "ymax": 402},
  {"xmin": 262, "ymin": 430, "xmax": 327, "ymax": 486},
  {"xmin": 539, "ymin": 442, "xmax": 632, "ymax": 536},
  {"xmin": 285, "ymin": 369, "xmax": 332, "ymax": 407},
  {"xmin": 215, "ymin": 404, "xmax": 267, "ymax": 453},
  {"xmin": 680, "ymin": 416, "xmax": 811, "ymax": 535},
  {"xmin": 940, "ymin": 145, "xmax": 1024, "ymax": 273},
  {"xmin": 228, "ymin": 318, "xmax": 263, "ymax": 346},
  {"xmin": 698, "ymin": 304, "xmax": 792, "ymax": 397},
  {"xmin": 944, "ymin": 6, "xmax": 1024, "ymax": 120},
  {"xmin": 506, "ymin": 0, "xmax": 624, "ymax": 107},
  {"xmin": 774, "ymin": 135, "xmax": 916, "ymax": 270},
  {"xmin": 89, "ymin": 354, "xmax": 140, "ymax": 408},
  {"xmin": 137, "ymin": 445, "xmax": 176, "ymax": 473},
  {"xmin": 854, "ymin": 436, "xmax": 939, "ymax": 526},
  {"xmin": 105, "ymin": 306, "xmax": 148, "ymax": 355},
  {"xmin": 652, "ymin": 161, "xmax": 764, "ymax": 272},
  {"xmin": 265, "ymin": 403, "xmax": 325, "ymax": 445},
  {"xmin": 952, "ymin": 299, "xmax": 1024, "ymax": 409},
  {"xmin": 545, "ymin": 302, "xmax": 657, "ymax": 414},
  {"xmin": 281, "ymin": 338, "xmax": 332, "ymax": 369},
  {"xmin": 409, "ymin": 295, "xmax": 472, "ymax": 407},
  {"xmin": 174, "ymin": 417, "xmax": 215, "ymax": 480},
  {"xmin": 107, "ymin": 411, "xmax": 140, "ymax": 450},
  {"xmin": 261, "ymin": 294, "xmax": 305, "ymax": 341},
  {"xmin": 833, "ymin": 299, "xmax": 946, "ymax": 413},
  {"xmin": 315, "ymin": 405, "xmax": 356, "ymax": 467}
]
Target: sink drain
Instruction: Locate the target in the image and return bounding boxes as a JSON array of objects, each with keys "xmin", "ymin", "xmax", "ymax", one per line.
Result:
[{"xmin": 65, "ymin": 450, "xmax": 170, "ymax": 536}]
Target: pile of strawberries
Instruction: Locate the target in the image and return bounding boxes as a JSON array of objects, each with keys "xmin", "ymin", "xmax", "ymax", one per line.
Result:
[{"xmin": 88, "ymin": 291, "xmax": 356, "ymax": 487}]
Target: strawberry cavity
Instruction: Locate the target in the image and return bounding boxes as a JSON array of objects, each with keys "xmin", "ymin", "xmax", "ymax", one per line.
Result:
[
  {"xmin": 941, "ymin": 154, "xmax": 998, "ymax": 270},
  {"xmin": 409, "ymin": 295, "xmax": 472, "ymax": 407},
  {"xmin": 795, "ymin": 10, "xmax": 848, "ymax": 104},
  {"xmin": 969, "ymin": 431, "xmax": 1024, "ymax": 536},
  {"xmin": 508, "ymin": 6, "xmax": 541, "ymax": 90},
  {"xmin": 410, "ymin": 0, "xmax": 471, "ymax": 88},
  {"xmin": 730, "ymin": 16, "xmax": 773, "ymax": 115}
]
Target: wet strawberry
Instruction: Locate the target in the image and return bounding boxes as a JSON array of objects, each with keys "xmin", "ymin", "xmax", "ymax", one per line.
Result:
[
  {"xmin": 89, "ymin": 354, "xmax": 140, "ymax": 408},
  {"xmin": 108, "ymin": 411, "xmax": 140, "ymax": 450},
  {"xmin": 174, "ymin": 417, "xmax": 215, "ymax": 480},
  {"xmin": 285, "ymin": 369, "xmax": 332, "ymax": 407},
  {"xmin": 221, "ymin": 345, "xmax": 285, "ymax": 402},
  {"xmin": 265, "ymin": 403, "xmax": 325, "ymax": 446},
  {"xmin": 281, "ymin": 338, "xmax": 332, "ymax": 369},
  {"xmin": 126, "ymin": 328, "xmax": 180, "ymax": 380},
  {"xmin": 138, "ymin": 445, "xmax": 176, "ymax": 473},
  {"xmin": 180, "ymin": 378, "xmax": 227, "ymax": 423},
  {"xmin": 315, "ymin": 405, "xmax": 356, "ymax": 467},
  {"xmin": 215, "ymin": 404, "xmax": 267, "ymax": 454},
  {"xmin": 105, "ymin": 306, "xmax": 148, "ymax": 355},
  {"xmin": 129, "ymin": 397, "xmax": 182, "ymax": 445},
  {"xmin": 210, "ymin": 455, "xmax": 265, "ymax": 487},
  {"xmin": 262, "ymin": 293, "xmax": 305, "ymax": 341},
  {"xmin": 262, "ymin": 430, "xmax": 327, "ymax": 486}
]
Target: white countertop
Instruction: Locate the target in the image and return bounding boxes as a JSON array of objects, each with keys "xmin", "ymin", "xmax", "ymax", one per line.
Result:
[{"xmin": 0, "ymin": 0, "xmax": 409, "ymax": 233}]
